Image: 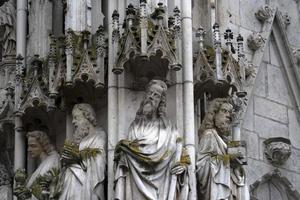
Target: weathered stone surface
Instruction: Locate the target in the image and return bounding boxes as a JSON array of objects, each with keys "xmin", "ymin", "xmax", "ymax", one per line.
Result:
[
  {"xmin": 262, "ymin": 41, "xmax": 270, "ymax": 63},
  {"xmin": 281, "ymin": 147, "xmax": 300, "ymax": 173},
  {"xmin": 242, "ymin": 130, "xmax": 259, "ymax": 159},
  {"xmin": 239, "ymin": 0, "xmax": 265, "ymax": 31},
  {"xmin": 245, "ymin": 158, "xmax": 273, "ymax": 186},
  {"xmin": 259, "ymin": 138, "xmax": 265, "ymax": 161},
  {"xmin": 239, "ymin": 27, "xmax": 257, "ymax": 54},
  {"xmin": 269, "ymin": 37, "xmax": 282, "ymax": 67},
  {"xmin": 267, "ymin": 64, "xmax": 292, "ymax": 106},
  {"xmin": 288, "ymin": 109, "xmax": 300, "ymax": 149},
  {"xmin": 254, "ymin": 115, "xmax": 288, "ymax": 139},
  {"xmin": 253, "ymin": 63, "xmax": 267, "ymax": 97},
  {"xmin": 242, "ymin": 96, "xmax": 254, "ymax": 131},
  {"xmin": 276, "ymin": 0, "xmax": 300, "ymax": 47},
  {"xmin": 254, "ymin": 96, "xmax": 288, "ymax": 123},
  {"xmin": 280, "ymin": 168, "xmax": 300, "ymax": 192}
]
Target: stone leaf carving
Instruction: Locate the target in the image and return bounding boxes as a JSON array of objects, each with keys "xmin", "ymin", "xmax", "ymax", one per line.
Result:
[
  {"xmin": 282, "ymin": 12, "xmax": 291, "ymax": 27},
  {"xmin": 293, "ymin": 48, "xmax": 300, "ymax": 65},
  {"xmin": 255, "ymin": 5, "xmax": 273, "ymax": 22},
  {"xmin": 247, "ymin": 32, "xmax": 265, "ymax": 51},
  {"xmin": 264, "ymin": 137, "xmax": 291, "ymax": 165}
]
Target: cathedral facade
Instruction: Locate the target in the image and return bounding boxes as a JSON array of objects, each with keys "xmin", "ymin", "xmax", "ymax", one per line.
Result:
[{"xmin": 0, "ymin": 0, "xmax": 300, "ymax": 199}]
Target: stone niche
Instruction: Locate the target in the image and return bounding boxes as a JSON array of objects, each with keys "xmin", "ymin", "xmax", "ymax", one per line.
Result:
[{"xmin": 250, "ymin": 169, "xmax": 300, "ymax": 200}]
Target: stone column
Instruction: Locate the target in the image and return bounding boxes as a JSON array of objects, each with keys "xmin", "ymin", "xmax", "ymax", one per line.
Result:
[
  {"xmin": 181, "ymin": 0, "xmax": 196, "ymax": 199},
  {"xmin": 91, "ymin": 0, "xmax": 104, "ymax": 34},
  {"xmin": 14, "ymin": 0, "xmax": 27, "ymax": 172},
  {"xmin": 13, "ymin": 115, "xmax": 26, "ymax": 171},
  {"xmin": 27, "ymin": 0, "xmax": 52, "ymax": 57},
  {"xmin": 65, "ymin": 0, "xmax": 91, "ymax": 32},
  {"xmin": 107, "ymin": 0, "xmax": 118, "ymax": 199}
]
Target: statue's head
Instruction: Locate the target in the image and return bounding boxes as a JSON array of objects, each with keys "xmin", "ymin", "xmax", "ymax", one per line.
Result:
[
  {"xmin": 136, "ymin": 80, "xmax": 167, "ymax": 120},
  {"xmin": 27, "ymin": 130, "xmax": 55, "ymax": 159},
  {"xmin": 199, "ymin": 98, "xmax": 233, "ymax": 137},
  {"xmin": 72, "ymin": 103, "xmax": 97, "ymax": 143}
]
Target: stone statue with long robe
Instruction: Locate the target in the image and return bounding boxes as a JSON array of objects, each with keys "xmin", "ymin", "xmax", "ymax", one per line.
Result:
[
  {"xmin": 14, "ymin": 130, "xmax": 60, "ymax": 200},
  {"xmin": 196, "ymin": 98, "xmax": 249, "ymax": 200},
  {"xmin": 0, "ymin": 0, "xmax": 16, "ymax": 56},
  {"xmin": 114, "ymin": 80, "xmax": 189, "ymax": 200},
  {"xmin": 57, "ymin": 103, "xmax": 106, "ymax": 200}
]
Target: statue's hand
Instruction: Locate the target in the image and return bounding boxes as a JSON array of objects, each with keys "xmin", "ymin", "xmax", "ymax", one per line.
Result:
[
  {"xmin": 14, "ymin": 185, "xmax": 31, "ymax": 200},
  {"xmin": 61, "ymin": 141, "xmax": 80, "ymax": 166},
  {"xmin": 228, "ymin": 146, "xmax": 247, "ymax": 166},
  {"xmin": 171, "ymin": 162, "xmax": 187, "ymax": 175}
]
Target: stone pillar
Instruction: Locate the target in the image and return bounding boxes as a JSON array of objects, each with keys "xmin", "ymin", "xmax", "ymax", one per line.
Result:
[
  {"xmin": 13, "ymin": 115, "xmax": 26, "ymax": 171},
  {"xmin": 65, "ymin": 0, "xmax": 91, "ymax": 32},
  {"xmin": 27, "ymin": 0, "xmax": 52, "ymax": 57},
  {"xmin": 91, "ymin": 0, "xmax": 105, "ymax": 34},
  {"xmin": 16, "ymin": 0, "xmax": 27, "ymax": 59},
  {"xmin": 14, "ymin": 0, "xmax": 27, "ymax": 172},
  {"xmin": 107, "ymin": 0, "xmax": 118, "ymax": 199},
  {"xmin": 181, "ymin": 0, "xmax": 196, "ymax": 199}
]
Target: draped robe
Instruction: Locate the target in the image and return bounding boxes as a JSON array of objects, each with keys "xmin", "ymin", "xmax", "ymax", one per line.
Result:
[
  {"xmin": 58, "ymin": 128, "xmax": 106, "ymax": 200},
  {"xmin": 196, "ymin": 129, "xmax": 249, "ymax": 200},
  {"xmin": 114, "ymin": 117, "xmax": 187, "ymax": 200},
  {"xmin": 27, "ymin": 151, "xmax": 60, "ymax": 200}
]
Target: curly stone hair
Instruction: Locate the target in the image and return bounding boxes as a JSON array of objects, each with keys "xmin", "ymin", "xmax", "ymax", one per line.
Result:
[
  {"xmin": 198, "ymin": 98, "xmax": 232, "ymax": 135},
  {"xmin": 136, "ymin": 80, "xmax": 167, "ymax": 119},
  {"xmin": 72, "ymin": 103, "xmax": 97, "ymax": 126},
  {"xmin": 27, "ymin": 131, "xmax": 55, "ymax": 155}
]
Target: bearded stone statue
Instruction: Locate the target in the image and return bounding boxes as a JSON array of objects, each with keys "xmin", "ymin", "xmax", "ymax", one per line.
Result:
[
  {"xmin": 114, "ymin": 80, "xmax": 190, "ymax": 200},
  {"xmin": 0, "ymin": 0, "xmax": 16, "ymax": 56},
  {"xmin": 196, "ymin": 98, "xmax": 249, "ymax": 200},
  {"xmin": 14, "ymin": 130, "xmax": 60, "ymax": 200},
  {"xmin": 57, "ymin": 103, "xmax": 106, "ymax": 200}
]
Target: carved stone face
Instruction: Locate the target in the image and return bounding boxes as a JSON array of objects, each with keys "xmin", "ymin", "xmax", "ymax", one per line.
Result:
[
  {"xmin": 142, "ymin": 84, "xmax": 163, "ymax": 116},
  {"xmin": 28, "ymin": 137, "xmax": 43, "ymax": 158},
  {"xmin": 72, "ymin": 108, "xmax": 90, "ymax": 143},
  {"xmin": 214, "ymin": 103, "xmax": 232, "ymax": 136}
]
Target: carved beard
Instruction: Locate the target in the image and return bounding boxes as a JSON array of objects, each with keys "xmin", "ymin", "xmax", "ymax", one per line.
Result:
[
  {"xmin": 141, "ymin": 99, "xmax": 157, "ymax": 119},
  {"xmin": 73, "ymin": 122, "xmax": 89, "ymax": 144},
  {"xmin": 214, "ymin": 114, "xmax": 231, "ymax": 137}
]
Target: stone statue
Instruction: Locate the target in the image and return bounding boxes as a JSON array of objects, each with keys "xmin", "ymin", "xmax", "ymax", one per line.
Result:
[
  {"xmin": 14, "ymin": 130, "xmax": 60, "ymax": 200},
  {"xmin": 57, "ymin": 103, "xmax": 106, "ymax": 200},
  {"xmin": 114, "ymin": 80, "xmax": 190, "ymax": 200},
  {"xmin": 65, "ymin": 0, "xmax": 92, "ymax": 32},
  {"xmin": 196, "ymin": 98, "xmax": 249, "ymax": 200},
  {"xmin": 0, "ymin": 0, "xmax": 16, "ymax": 56}
]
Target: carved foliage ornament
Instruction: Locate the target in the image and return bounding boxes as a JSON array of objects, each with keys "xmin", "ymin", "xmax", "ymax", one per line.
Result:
[
  {"xmin": 255, "ymin": 5, "xmax": 273, "ymax": 22},
  {"xmin": 282, "ymin": 12, "xmax": 291, "ymax": 27},
  {"xmin": 264, "ymin": 137, "xmax": 291, "ymax": 165},
  {"xmin": 247, "ymin": 32, "xmax": 265, "ymax": 51},
  {"xmin": 293, "ymin": 48, "xmax": 300, "ymax": 65}
]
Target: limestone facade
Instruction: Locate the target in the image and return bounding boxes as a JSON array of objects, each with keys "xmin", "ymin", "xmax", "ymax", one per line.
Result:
[{"xmin": 0, "ymin": 0, "xmax": 299, "ymax": 199}]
